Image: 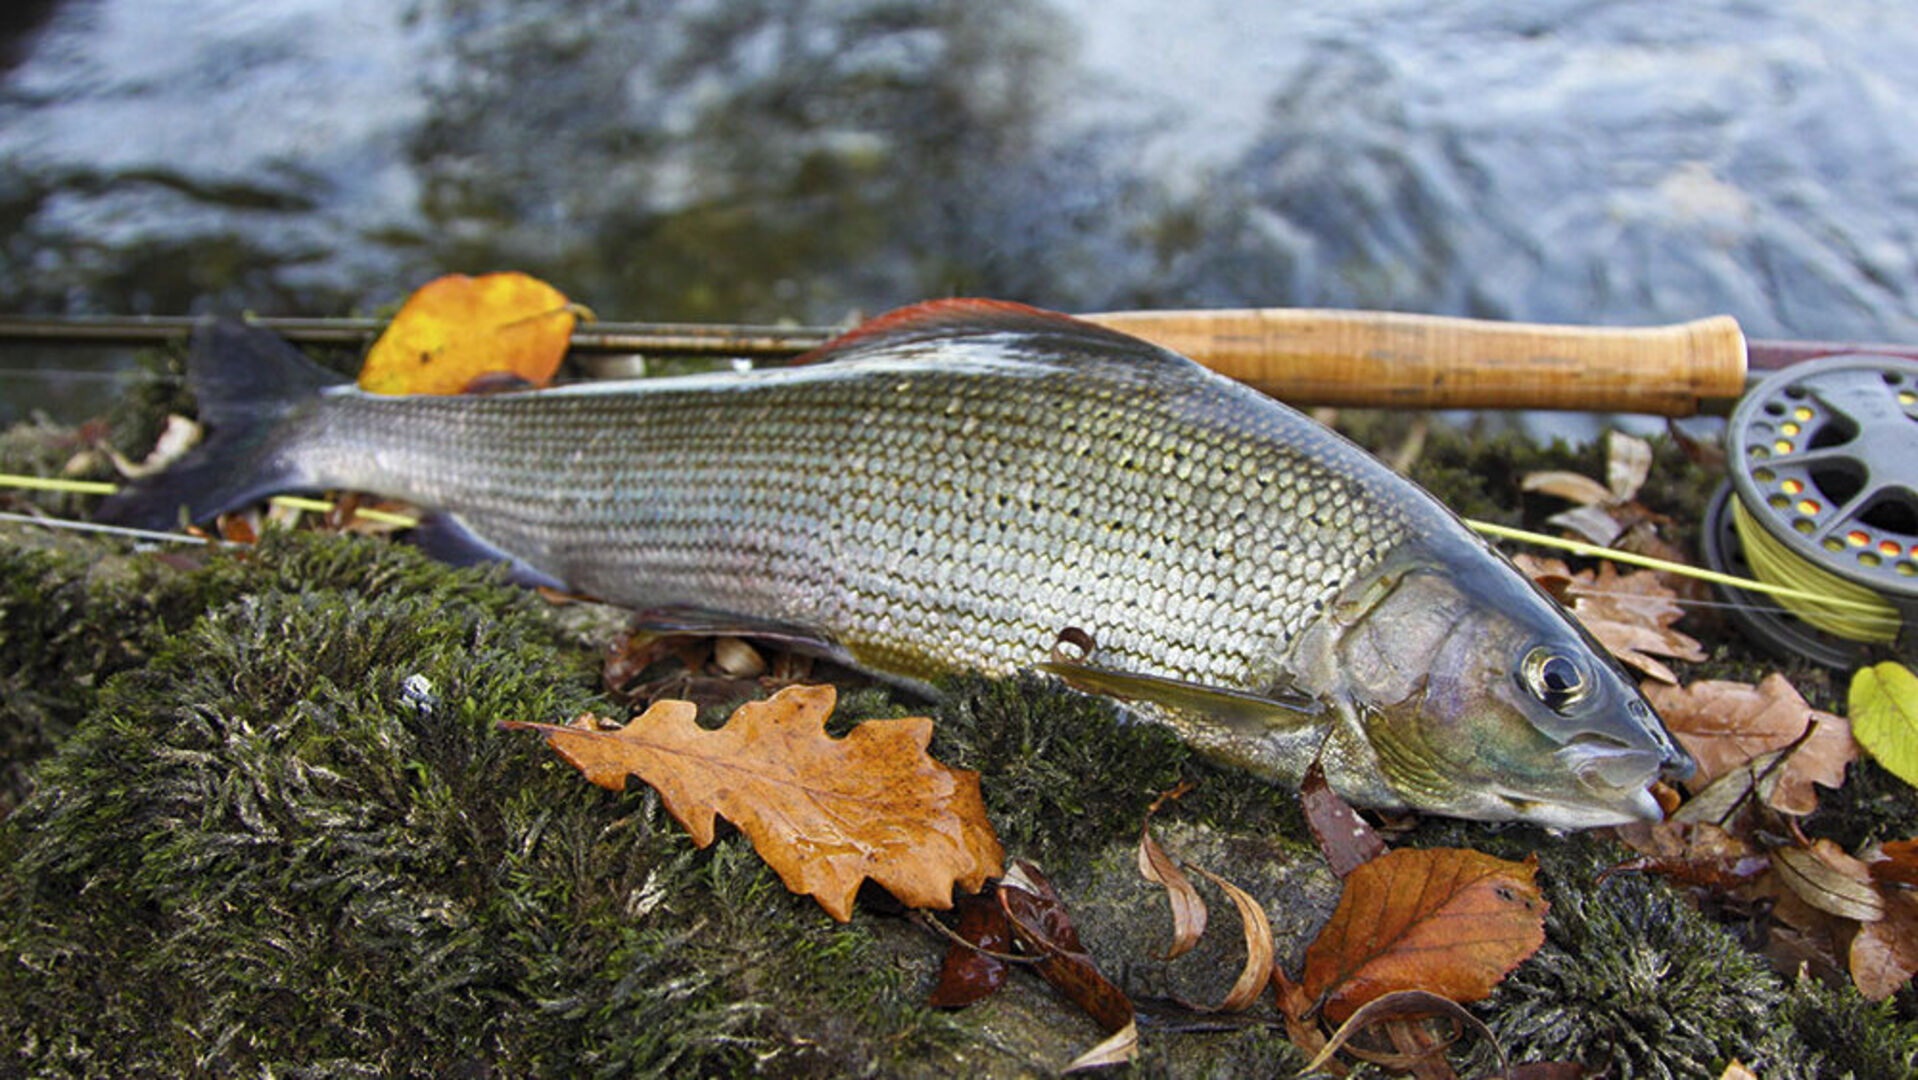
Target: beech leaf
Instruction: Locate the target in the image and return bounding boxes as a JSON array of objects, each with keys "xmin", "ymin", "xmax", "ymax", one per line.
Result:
[
  {"xmin": 1300, "ymin": 848, "xmax": 1547, "ymax": 1023},
  {"xmin": 1850, "ymin": 888, "xmax": 1918, "ymax": 1002},
  {"xmin": 1869, "ymin": 838, "xmax": 1918, "ymax": 889},
  {"xmin": 1520, "ymin": 470, "xmax": 1615, "ymax": 507},
  {"xmin": 1299, "ymin": 989, "xmax": 1506, "ymax": 1078},
  {"xmin": 502, "ymin": 684, "xmax": 1002, "ymax": 922},
  {"xmin": 360, "ymin": 271, "xmax": 578, "ymax": 395},
  {"xmin": 1187, "ymin": 865, "xmax": 1277, "ymax": 1012},
  {"xmin": 1606, "ymin": 430, "xmax": 1654, "ymax": 503},
  {"xmin": 1064, "ymin": 1020, "xmax": 1138, "ymax": 1074},
  {"xmin": 1646, "ymin": 674, "xmax": 1857, "ymax": 815},
  {"xmin": 1850, "ymin": 661, "xmax": 1918, "ymax": 790},
  {"xmin": 1138, "ymin": 819, "xmax": 1207, "ymax": 960}
]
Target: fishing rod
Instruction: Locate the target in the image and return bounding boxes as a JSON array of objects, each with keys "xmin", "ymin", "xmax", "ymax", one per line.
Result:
[{"xmin": 6, "ymin": 308, "xmax": 1918, "ymax": 416}]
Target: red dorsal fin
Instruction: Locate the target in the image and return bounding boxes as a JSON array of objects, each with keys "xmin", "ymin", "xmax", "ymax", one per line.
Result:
[{"xmin": 793, "ymin": 298, "xmax": 1160, "ymax": 365}]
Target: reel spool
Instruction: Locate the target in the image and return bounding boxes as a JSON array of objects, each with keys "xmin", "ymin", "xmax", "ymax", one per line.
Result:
[{"xmin": 1702, "ymin": 353, "xmax": 1918, "ymax": 668}]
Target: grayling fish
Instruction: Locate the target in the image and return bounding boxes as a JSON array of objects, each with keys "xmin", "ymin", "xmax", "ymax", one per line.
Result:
[{"xmin": 100, "ymin": 300, "xmax": 1694, "ymax": 828}]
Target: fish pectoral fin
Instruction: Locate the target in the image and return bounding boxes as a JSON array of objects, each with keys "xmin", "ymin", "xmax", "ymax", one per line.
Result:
[
  {"xmin": 1037, "ymin": 659, "xmax": 1324, "ymax": 733},
  {"xmin": 632, "ymin": 605, "xmax": 853, "ymax": 664}
]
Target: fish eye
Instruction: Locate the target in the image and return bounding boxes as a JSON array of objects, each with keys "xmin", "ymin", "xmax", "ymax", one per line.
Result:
[{"xmin": 1522, "ymin": 647, "xmax": 1588, "ymax": 711}]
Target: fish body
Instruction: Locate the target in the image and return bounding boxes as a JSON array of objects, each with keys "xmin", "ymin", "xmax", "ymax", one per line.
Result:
[{"xmin": 101, "ymin": 300, "xmax": 1693, "ymax": 828}]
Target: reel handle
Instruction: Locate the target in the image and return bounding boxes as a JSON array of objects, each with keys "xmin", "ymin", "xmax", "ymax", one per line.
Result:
[{"xmin": 1085, "ymin": 307, "xmax": 1748, "ymax": 416}]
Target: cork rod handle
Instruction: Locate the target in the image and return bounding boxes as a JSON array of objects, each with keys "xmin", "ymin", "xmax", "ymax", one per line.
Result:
[{"xmin": 1082, "ymin": 308, "xmax": 1748, "ymax": 416}]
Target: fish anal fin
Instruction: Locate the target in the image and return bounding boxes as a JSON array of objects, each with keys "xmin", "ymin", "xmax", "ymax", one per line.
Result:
[{"xmin": 1039, "ymin": 658, "xmax": 1323, "ymax": 734}]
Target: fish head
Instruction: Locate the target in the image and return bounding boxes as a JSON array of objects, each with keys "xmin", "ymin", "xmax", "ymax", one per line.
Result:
[{"xmin": 1325, "ymin": 547, "xmax": 1694, "ymax": 830}]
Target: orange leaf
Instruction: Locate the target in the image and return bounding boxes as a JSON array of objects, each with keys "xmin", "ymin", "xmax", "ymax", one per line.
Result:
[
  {"xmin": 503, "ymin": 684, "xmax": 1002, "ymax": 921},
  {"xmin": 360, "ymin": 272, "xmax": 577, "ymax": 395},
  {"xmin": 1851, "ymin": 888, "xmax": 1918, "ymax": 1001},
  {"xmin": 1645, "ymin": 674, "xmax": 1858, "ymax": 815},
  {"xmin": 1300, "ymin": 848, "xmax": 1547, "ymax": 1023},
  {"xmin": 1870, "ymin": 838, "xmax": 1918, "ymax": 889}
]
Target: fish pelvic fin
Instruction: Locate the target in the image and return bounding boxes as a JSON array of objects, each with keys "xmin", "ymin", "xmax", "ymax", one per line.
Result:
[
  {"xmin": 1038, "ymin": 658, "xmax": 1324, "ymax": 735},
  {"xmin": 95, "ymin": 317, "xmax": 346, "ymax": 530}
]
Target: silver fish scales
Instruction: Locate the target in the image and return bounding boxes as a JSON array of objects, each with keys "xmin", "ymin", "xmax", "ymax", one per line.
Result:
[{"xmin": 100, "ymin": 299, "xmax": 1693, "ymax": 828}]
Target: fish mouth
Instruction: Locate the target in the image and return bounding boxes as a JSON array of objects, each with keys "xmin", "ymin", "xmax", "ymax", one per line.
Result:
[
  {"xmin": 1557, "ymin": 734, "xmax": 1666, "ymax": 791},
  {"xmin": 1492, "ymin": 784, "xmax": 1664, "ymax": 830},
  {"xmin": 1484, "ymin": 735, "xmax": 1671, "ymax": 830}
]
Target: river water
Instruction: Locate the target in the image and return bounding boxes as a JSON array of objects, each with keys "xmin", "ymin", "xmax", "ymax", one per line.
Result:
[{"xmin": 3, "ymin": 0, "xmax": 1916, "ymax": 423}]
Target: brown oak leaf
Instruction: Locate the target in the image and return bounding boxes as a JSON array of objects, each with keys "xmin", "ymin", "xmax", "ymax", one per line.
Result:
[
  {"xmin": 1644, "ymin": 674, "xmax": 1858, "ymax": 815},
  {"xmin": 1851, "ymin": 888, "xmax": 1918, "ymax": 1002},
  {"xmin": 503, "ymin": 684, "xmax": 1003, "ymax": 921}
]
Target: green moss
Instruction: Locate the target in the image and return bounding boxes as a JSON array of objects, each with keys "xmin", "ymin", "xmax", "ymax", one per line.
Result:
[
  {"xmin": 0, "ymin": 534, "xmax": 945, "ymax": 1076},
  {"xmin": 928, "ymin": 671, "xmax": 1303, "ymax": 872},
  {"xmin": 0, "ymin": 534, "xmax": 194, "ymax": 817},
  {"xmin": 1783, "ymin": 974, "xmax": 1918, "ymax": 1079},
  {"xmin": 1484, "ymin": 841, "xmax": 1804, "ymax": 1078}
]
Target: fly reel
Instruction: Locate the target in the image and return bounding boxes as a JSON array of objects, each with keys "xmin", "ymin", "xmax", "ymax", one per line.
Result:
[{"xmin": 1701, "ymin": 353, "xmax": 1918, "ymax": 667}]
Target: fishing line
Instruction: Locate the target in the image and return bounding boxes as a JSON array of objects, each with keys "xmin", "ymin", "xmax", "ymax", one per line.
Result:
[
  {"xmin": 0, "ymin": 367, "xmax": 184, "ymax": 384},
  {"xmin": 1701, "ymin": 353, "xmax": 1918, "ymax": 666},
  {"xmin": 0, "ymin": 474, "xmax": 420, "ymax": 529},
  {"xmin": 0, "ymin": 510, "xmax": 221, "ymax": 546}
]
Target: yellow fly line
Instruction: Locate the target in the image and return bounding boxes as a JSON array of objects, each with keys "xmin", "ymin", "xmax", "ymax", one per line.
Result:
[
  {"xmin": 0, "ymin": 473, "xmax": 420, "ymax": 529},
  {"xmin": 0, "ymin": 470, "xmax": 1902, "ymax": 632},
  {"xmin": 1726, "ymin": 497, "xmax": 1900, "ymax": 642}
]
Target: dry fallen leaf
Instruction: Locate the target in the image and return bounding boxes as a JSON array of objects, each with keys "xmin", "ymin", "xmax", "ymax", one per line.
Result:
[
  {"xmin": 1138, "ymin": 818, "xmax": 1207, "ymax": 960},
  {"xmin": 1606, "ymin": 430, "xmax": 1654, "ymax": 503},
  {"xmin": 360, "ymin": 271, "xmax": 578, "ymax": 395},
  {"xmin": 1187, "ymin": 865, "xmax": 1277, "ymax": 1012},
  {"xmin": 1869, "ymin": 838, "xmax": 1918, "ymax": 889},
  {"xmin": 502, "ymin": 684, "xmax": 1002, "ymax": 921},
  {"xmin": 1771, "ymin": 839, "xmax": 1886, "ymax": 923},
  {"xmin": 1298, "ymin": 848, "xmax": 1548, "ymax": 1023},
  {"xmin": 1645, "ymin": 674, "xmax": 1857, "ymax": 815},
  {"xmin": 928, "ymin": 891, "xmax": 1012, "ymax": 1008},
  {"xmin": 1301, "ymin": 760, "xmax": 1388, "ymax": 878},
  {"xmin": 1521, "ymin": 470, "xmax": 1616, "ymax": 507},
  {"xmin": 999, "ymin": 862, "xmax": 1138, "ymax": 1069},
  {"xmin": 1299, "ymin": 989, "xmax": 1506, "ymax": 1079},
  {"xmin": 1512, "ymin": 555, "xmax": 1705, "ymax": 683},
  {"xmin": 1851, "ymin": 888, "xmax": 1918, "ymax": 1002}
]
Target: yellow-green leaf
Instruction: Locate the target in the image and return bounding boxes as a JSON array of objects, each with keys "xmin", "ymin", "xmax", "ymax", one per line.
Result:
[
  {"xmin": 359, "ymin": 272, "xmax": 577, "ymax": 395},
  {"xmin": 1851, "ymin": 662, "xmax": 1918, "ymax": 790}
]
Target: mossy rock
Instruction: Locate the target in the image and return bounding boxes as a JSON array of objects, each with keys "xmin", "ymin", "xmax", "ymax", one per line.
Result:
[{"xmin": 4, "ymin": 416, "xmax": 1918, "ymax": 1074}]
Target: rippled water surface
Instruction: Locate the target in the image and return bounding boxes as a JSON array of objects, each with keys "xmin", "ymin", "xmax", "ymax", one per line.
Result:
[{"xmin": 4, "ymin": 0, "xmax": 1917, "ymax": 422}]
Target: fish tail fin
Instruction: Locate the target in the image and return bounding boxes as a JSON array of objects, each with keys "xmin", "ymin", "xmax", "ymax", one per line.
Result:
[{"xmin": 95, "ymin": 318, "xmax": 348, "ymax": 530}]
